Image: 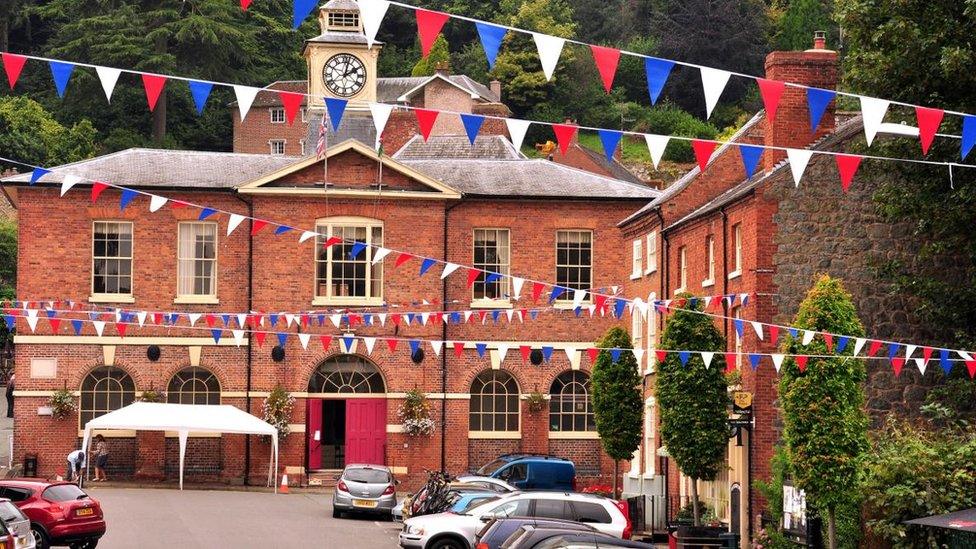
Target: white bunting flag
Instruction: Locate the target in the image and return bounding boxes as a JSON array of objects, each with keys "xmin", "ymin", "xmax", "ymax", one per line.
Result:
[
  {"xmin": 567, "ymin": 348, "xmax": 582, "ymax": 370},
  {"xmin": 644, "ymin": 134, "xmax": 670, "ymax": 170},
  {"xmin": 377, "ymin": 313, "xmax": 387, "ymax": 326},
  {"xmin": 25, "ymin": 312, "xmax": 38, "ymax": 333},
  {"xmin": 95, "ymin": 66, "xmax": 121, "ymax": 102},
  {"xmin": 284, "ymin": 313, "xmax": 295, "ymax": 327},
  {"xmin": 430, "ymin": 340, "xmax": 443, "ymax": 357},
  {"xmin": 958, "ymin": 350, "xmax": 973, "ymax": 361},
  {"xmin": 496, "ymin": 344, "xmax": 509, "ymax": 363},
  {"xmin": 751, "ymin": 322, "xmax": 765, "ymax": 341},
  {"xmin": 93, "ymin": 320, "xmax": 105, "ymax": 337},
  {"xmin": 771, "ymin": 354, "xmax": 785, "ymax": 372},
  {"xmin": 187, "ymin": 313, "xmax": 202, "ymax": 327},
  {"xmin": 463, "ymin": 311, "xmax": 472, "ymax": 323},
  {"xmin": 511, "ymin": 277, "xmax": 525, "ymax": 299},
  {"xmin": 357, "ymin": 0, "xmax": 390, "ymax": 49},
  {"xmin": 802, "ymin": 330, "xmax": 815, "ymax": 346},
  {"xmin": 915, "ymin": 357, "xmax": 927, "ymax": 375},
  {"xmin": 60, "ymin": 175, "xmax": 82, "ymax": 197},
  {"xmin": 786, "ymin": 149, "xmax": 813, "ymax": 187},
  {"xmin": 330, "ymin": 314, "xmax": 342, "ymax": 328},
  {"xmin": 369, "ymin": 103, "xmax": 394, "ymax": 147},
  {"xmin": 363, "ymin": 337, "xmax": 376, "ymax": 355},
  {"xmin": 700, "ymin": 67, "xmax": 732, "ymax": 119},
  {"xmin": 441, "ymin": 263, "xmax": 460, "ymax": 279},
  {"xmin": 137, "ymin": 311, "xmax": 147, "ymax": 327},
  {"xmin": 633, "ymin": 348, "xmax": 645, "ymax": 368},
  {"xmin": 149, "ymin": 195, "xmax": 168, "ymax": 212},
  {"xmin": 905, "ymin": 344, "xmax": 917, "ymax": 360},
  {"xmin": 233, "ymin": 85, "xmax": 261, "ymax": 122},
  {"xmin": 372, "ymin": 248, "xmax": 390, "ymax": 264},
  {"xmin": 299, "ymin": 231, "xmax": 316, "ymax": 243},
  {"xmin": 853, "ymin": 337, "xmax": 867, "ymax": 356},
  {"xmin": 236, "ymin": 314, "xmax": 247, "ymax": 328},
  {"xmin": 611, "ymin": 285, "xmax": 619, "ymax": 295},
  {"xmin": 231, "ymin": 330, "xmax": 245, "ymax": 346},
  {"xmin": 572, "ymin": 290, "xmax": 587, "ymax": 309},
  {"xmin": 702, "ymin": 296, "xmax": 712, "ymax": 309},
  {"xmin": 532, "ymin": 33, "xmax": 565, "ymax": 81},
  {"xmin": 227, "ymin": 214, "xmax": 245, "ymax": 236},
  {"xmin": 114, "ymin": 310, "xmax": 122, "ymax": 323},
  {"xmin": 505, "ymin": 309, "xmax": 514, "ymax": 323},
  {"xmin": 701, "ymin": 351, "xmax": 715, "ymax": 368},
  {"xmin": 587, "ymin": 304, "xmax": 596, "ymax": 317},
  {"xmin": 860, "ymin": 96, "xmax": 890, "ymax": 146},
  {"xmin": 421, "ymin": 312, "xmax": 430, "ymax": 326},
  {"xmin": 506, "ymin": 119, "xmax": 531, "ymax": 151}
]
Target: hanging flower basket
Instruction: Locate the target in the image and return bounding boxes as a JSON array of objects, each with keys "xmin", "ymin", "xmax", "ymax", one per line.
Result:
[
  {"xmin": 140, "ymin": 388, "xmax": 166, "ymax": 403},
  {"xmin": 48, "ymin": 389, "xmax": 76, "ymax": 420},
  {"xmin": 525, "ymin": 392, "xmax": 548, "ymax": 413},
  {"xmin": 398, "ymin": 389, "xmax": 435, "ymax": 436},
  {"xmin": 262, "ymin": 385, "xmax": 295, "ymax": 442}
]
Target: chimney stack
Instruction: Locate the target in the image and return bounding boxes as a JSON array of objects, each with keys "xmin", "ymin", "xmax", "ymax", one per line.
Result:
[
  {"xmin": 762, "ymin": 32, "xmax": 838, "ymax": 172},
  {"xmin": 489, "ymin": 80, "xmax": 502, "ymax": 101},
  {"xmin": 434, "ymin": 61, "xmax": 451, "ymax": 76}
]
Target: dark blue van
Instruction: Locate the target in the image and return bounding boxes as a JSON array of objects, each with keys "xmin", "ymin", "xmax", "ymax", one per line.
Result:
[{"xmin": 476, "ymin": 453, "xmax": 576, "ymax": 491}]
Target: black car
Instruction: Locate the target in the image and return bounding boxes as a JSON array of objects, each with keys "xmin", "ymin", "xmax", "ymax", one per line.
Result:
[
  {"xmin": 502, "ymin": 526, "xmax": 653, "ymax": 549},
  {"xmin": 475, "ymin": 517, "xmax": 596, "ymax": 549}
]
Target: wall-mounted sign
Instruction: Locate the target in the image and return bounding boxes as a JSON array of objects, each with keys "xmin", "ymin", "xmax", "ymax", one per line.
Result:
[
  {"xmin": 733, "ymin": 391, "xmax": 753, "ymax": 413},
  {"xmin": 783, "ymin": 483, "xmax": 807, "ymax": 530}
]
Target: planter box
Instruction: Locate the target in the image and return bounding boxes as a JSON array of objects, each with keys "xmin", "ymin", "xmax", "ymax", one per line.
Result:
[{"xmin": 675, "ymin": 525, "xmax": 727, "ymax": 549}]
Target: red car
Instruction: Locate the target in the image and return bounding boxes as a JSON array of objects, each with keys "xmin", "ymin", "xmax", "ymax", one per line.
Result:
[{"xmin": 0, "ymin": 480, "xmax": 105, "ymax": 549}]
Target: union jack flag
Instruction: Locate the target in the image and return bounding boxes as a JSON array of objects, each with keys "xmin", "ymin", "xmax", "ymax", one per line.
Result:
[{"xmin": 316, "ymin": 111, "xmax": 328, "ymax": 159}]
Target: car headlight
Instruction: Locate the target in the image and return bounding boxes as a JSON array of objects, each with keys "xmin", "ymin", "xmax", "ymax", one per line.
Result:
[{"xmin": 406, "ymin": 524, "xmax": 425, "ymax": 535}]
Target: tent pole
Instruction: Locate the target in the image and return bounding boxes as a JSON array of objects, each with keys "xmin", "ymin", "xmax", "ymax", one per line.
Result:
[
  {"xmin": 178, "ymin": 430, "xmax": 188, "ymax": 491},
  {"xmin": 82, "ymin": 428, "xmax": 91, "ymax": 485},
  {"xmin": 273, "ymin": 435, "xmax": 279, "ymax": 493}
]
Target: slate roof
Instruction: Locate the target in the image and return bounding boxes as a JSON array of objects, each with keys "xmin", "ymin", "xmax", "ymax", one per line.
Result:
[
  {"xmin": 392, "ymin": 135, "xmax": 524, "ymax": 160},
  {"xmin": 322, "ymin": 0, "xmax": 359, "ymax": 10},
  {"xmin": 304, "ymin": 111, "xmax": 377, "ymax": 152},
  {"xmin": 0, "ymin": 149, "xmax": 297, "ymax": 189},
  {"xmin": 574, "ymin": 144, "xmax": 643, "ymax": 185},
  {"xmin": 305, "ymin": 31, "xmax": 374, "ymax": 47}
]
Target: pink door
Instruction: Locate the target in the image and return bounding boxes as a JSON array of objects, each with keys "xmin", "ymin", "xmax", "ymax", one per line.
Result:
[
  {"xmin": 307, "ymin": 399, "xmax": 323, "ymax": 470},
  {"xmin": 345, "ymin": 399, "xmax": 387, "ymax": 465}
]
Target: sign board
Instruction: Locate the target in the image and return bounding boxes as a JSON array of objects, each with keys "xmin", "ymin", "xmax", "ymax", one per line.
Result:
[
  {"xmin": 732, "ymin": 391, "xmax": 753, "ymax": 413},
  {"xmin": 783, "ymin": 483, "xmax": 807, "ymax": 530}
]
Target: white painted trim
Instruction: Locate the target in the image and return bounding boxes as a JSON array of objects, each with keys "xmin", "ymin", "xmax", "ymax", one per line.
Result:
[
  {"xmin": 470, "ymin": 299, "xmax": 513, "ymax": 310},
  {"xmin": 220, "ymin": 392, "xmax": 249, "ymax": 398},
  {"xmin": 14, "ymin": 336, "xmax": 247, "ymax": 346},
  {"xmin": 242, "ymin": 188, "xmax": 457, "ymax": 200},
  {"xmin": 728, "ymin": 271, "xmax": 742, "ymax": 280},
  {"xmin": 173, "ymin": 296, "xmax": 220, "ymax": 305},
  {"xmin": 13, "ymin": 390, "xmax": 60, "ymax": 397},
  {"xmin": 548, "ymin": 431, "xmax": 599, "ymax": 440},
  {"xmin": 79, "ymin": 429, "xmax": 136, "ymax": 437},
  {"xmin": 702, "ymin": 279, "xmax": 715, "ymax": 288},
  {"xmin": 287, "ymin": 423, "xmax": 306, "ymax": 434},
  {"xmin": 386, "ymin": 424, "xmax": 404, "ymax": 433},
  {"xmin": 469, "ymin": 431, "xmax": 522, "ymax": 440},
  {"xmin": 311, "ymin": 296, "xmax": 385, "ymax": 307},
  {"xmin": 88, "ymin": 294, "xmax": 135, "ymax": 304}
]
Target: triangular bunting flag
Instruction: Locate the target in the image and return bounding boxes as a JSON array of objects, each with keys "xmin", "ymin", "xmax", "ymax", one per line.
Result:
[
  {"xmin": 795, "ymin": 355, "xmax": 808, "ymax": 372},
  {"xmin": 751, "ymin": 321, "xmax": 764, "ymax": 341},
  {"xmin": 358, "ymin": 0, "xmax": 389, "ymax": 49},
  {"xmin": 233, "ymin": 330, "xmax": 245, "ymax": 347},
  {"xmin": 532, "ymin": 32, "xmax": 565, "ymax": 81},
  {"xmin": 802, "ymin": 330, "xmax": 815, "ymax": 346},
  {"xmin": 298, "ymin": 332, "xmax": 311, "ymax": 350},
  {"xmin": 188, "ymin": 81, "xmax": 213, "ymax": 115},
  {"xmin": 95, "ymin": 66, "xmax": 121, "ymax": 102},
  {"xmin": 678, "ymin": 351, "xmax": 690, "ymax": 366},
  {"xmin": 416, "ymin": 9, "xmax": 450, "ymax": 58},
  {"xmin": 29, "ymin": 168, "xmax": 50, "ymax": 185},
  {"xmin": 756, "ymin": 78, "xmax": 786, "ymax": 123},
  {"xmin": 853, "ymin": 338, "xmax": 866, "ymax": 356},
  {"xmin": 700, "ymin": 68, "xmax": 731, "ymax": 119},
  {"xmin": 149, "ymin": 195, "xmax": 168, "ymax": 212},
  {"xmin": 466, "ymin": 268, "xmax": 481, "ymax": 289},
  {"xmin": 962, "ymin": 116, "xmax": 976, "ymax": 160},
  {"xmin": 323, "ymin": 97, "xmax": 348, "ymax": 132},
  {"xmin": 250, "ymin": 219, "xmax": 268, "ymax": 235},
  {"xmin": 93, "ymin": 320, "xmax": 105, "ymax": 337},
  {"xmin": 49, "ymin": 60, "xmax": 75, "ymax": 98},
  {"xmin": 531, "ymin": 282, "xmax": 545, "ymax": 302},
  {"xmin": 786, "ymin": 149, "xmax": 813, "ymax": 187},
  {"xmin": 141, "ymin": 74, "xmax": 167, "ymax": 112},
  {"xmin": 233, "ymin": 86, "xmax": 260, "ymax": 121},
  {"xmin": 590, "ymin": 45, "xmax": 620, "ymax": 93},
  {"xmin": 475, "ymin": 22, "xmax": 506, "ymax": 69},
  {"xmin": 835, "ymin": 154, "xmax": 863, "ymax": 192},
  {"xmin": 227, "ymin": 214, "xmax": 246, "ymax": 235},
  {"xmin": 2, "ymin": 53, "xmax": 27, "ymax": 89},
  {"xmin": 60, "ymin": 175, "xmax": 82, "ymax": 197},
  {"xmin": 739, "ymin": 145, "xmax": 764, "ymax": 179},
  {"xmin": 772, "ymin": 354, "xmax": 785, "ymax": 372},
  {"xmin": 370, "ymin": 103, "xmax": 394, "ymax": 144},
  {"xmin": 119, "ymin": 189, "xmax": 138, "ymax": 211},
  {"xmin": 691, "ymin": 140, "xmax": 717, "ymax": 172},
  {"xmin": 552, "ymin": 124, "xmax": 577, "ymax": 156},
  {"xmin": 511, "ymin": 277, "xmax": 525, "ymax": 299},
  {"xmin": 806, "ymin": 88, "xmax": 836, "ymax": 132},
  {"xmin": 701, "ymin": 351, "xmax": 714, "ymax": 368},
  {"xmin": 868, "ymin": 340, "xmax": 884, "ymax": 357},
  {"xmin": 915, "ymin": 106, "xmax": 944, "ymax": 155},
  {"xmin": 277, "ymin": 91, "xmax": 303, "ymax": 125},
  {"xmin": 724, "ymin": 353, "xmax": 737, "ymax": 372},
  {"xmin": 599, "ymin": 130, "xmax": 623, "ymax": 163},
  {"xmin": 461, "ymin": 114, "xmax": 485, "ymax": 145},
  {"xmin": 644, "ymin": 58, "xmax": 674, "ymax": 105},
  {"xmin": 859, "ymin": 96, "xmax": 890, "ymax": 146},
  {"xmin": 292, "ymin": 0, "xmax": 317, "ymax": 28},
  {"xmin": 415, "ymin": 108, "xmax": 439, "ymax": 141},
  {"xmin": 645, "ymin": 134, "xmax": 669, "ymax": 170},
  {"xmin": 749, "ymin": 354, "xmax": 762, "ymax": 371},
  {"xmin": 372, "ymin": 247, "xmax": 391, "ymax": 265},
  {"xmin": 506, "ymin": 119, "xmax": 531, "ymax": 150}
]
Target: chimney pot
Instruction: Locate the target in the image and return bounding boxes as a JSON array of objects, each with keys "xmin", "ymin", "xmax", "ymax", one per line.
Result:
[
  {"xmin": 813, "ymin": 30, "xmax": 826, "ymax": 50},
  {"xmin": 434, "ymin": 61, "xmax": 451, "ymax": 75}
]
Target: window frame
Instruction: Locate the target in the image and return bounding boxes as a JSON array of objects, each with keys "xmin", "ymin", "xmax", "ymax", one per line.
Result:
[
  {"xmin": 469, "ymin": 370, "xmax": 521, "ymax": 436},
  {"xmin": 729, "ymin": 223, "xmax": 742, "ymax": 279},
  {"xmin": 270, "ymin": 107, "xmax": 285, "ymax": 124},
  {"xmin": 79, "ymin": 366, "xmax": 136, "ymax": 430},
  {"xmin": 554, "ymin": 229, "xmax": 593, "ymax": 307},
  {"xmin": 167, "ymin": 367, "xmax": 221, "ymax": 405},
  {"xmin": 471, "ymin": 228, "xmax": 512, "ymax": 308},
  {"xmin": 675, "ymin": 246, "xmax": 687, "ymax": 294},
  {"xmin": 327, "ymin": 11, "xmax": 360, "ymax": 29},
  {"xmin": 645, "ymin": 231, "xmax": 658, "ymax": 274},
  {"xmin": 312, "ymin": 216, "xmax": 384, "ymax": 306},
  {"xmin": 269, "ymin": 139, "xmax": 286, "ymax": 155},
  {"xmin": 90, "ymin": 220, "xmax": 134, "ymax": 303},
  {"xmin": 646, "ymin": 291, "xmax": 657, "ymax": 374},
  {"xmin": 548, "ymin": 371, "xmax": 596, "ymax": 435},
  {"xmin": 643, "ymin": 397, "xmax": 656, "ymax": 476},
  {"xmin": 631, "ymin": 239, "xmax": 642, "ymax": 279},
  {"xmin": 175, "ymin": 222, "xmax": 218, "ymax": 303},
  {"xmin": 703, "ymin": 235, "xmax": 715, "ymax": 287}
]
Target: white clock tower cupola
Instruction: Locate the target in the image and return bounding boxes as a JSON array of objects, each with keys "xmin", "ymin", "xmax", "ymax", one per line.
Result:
[{"xmin": 303, "ymin": 0, "xmax": 380, "ymax": 111}]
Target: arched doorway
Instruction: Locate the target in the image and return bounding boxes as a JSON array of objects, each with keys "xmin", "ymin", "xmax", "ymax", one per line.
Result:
[{"xmin": 307, "ymin": 355, "xmax": 386, "ymax": 470}]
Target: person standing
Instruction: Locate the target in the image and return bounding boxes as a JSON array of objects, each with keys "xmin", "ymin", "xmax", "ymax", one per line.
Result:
[
  {"xmin": 5, "ymin": 373, "xmax": 13, "ymax": 419},
  {"xmin": 90, "ymin": 435, "xmax": 109, "ymax": 482},
  {"xmin": 66, "ymin": 448, "xmax": 86, "ymax": 483}
]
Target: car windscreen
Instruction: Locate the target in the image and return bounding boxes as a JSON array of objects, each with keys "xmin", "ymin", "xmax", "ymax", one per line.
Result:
[
  {"xmin": 477, "ymin": 459, "xmax": 508, "ymax": 475},
  {"xmin": 344, "ymin": 468, "xmax": 391, "ymax": 484},
  {"xmin": 461, "ymin": 496, "xmax": 499, "ymax": 512},
  {"xmin": 42, "ymin": 484, "xmax": 88, "ymax": 502},
  {"xmin": 0, "ymin": 501, "xmax": 23, "ymax": 524}
]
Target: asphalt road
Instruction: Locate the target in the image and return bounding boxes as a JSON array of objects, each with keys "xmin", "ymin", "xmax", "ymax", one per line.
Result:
[{"xmin": 86, "ymin": 487, "xmax": 402, "ymax": 548}]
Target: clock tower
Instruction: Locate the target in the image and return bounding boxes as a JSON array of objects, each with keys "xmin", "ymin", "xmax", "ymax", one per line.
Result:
[{"xmin": 304, "ymin": 0, "xmax": 380, "ymax": 112}]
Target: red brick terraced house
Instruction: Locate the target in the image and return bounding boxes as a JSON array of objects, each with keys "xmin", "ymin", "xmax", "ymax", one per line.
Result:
[{"xmin": 618, "ymin": 37, "xmax": 950, "ymax": 545}]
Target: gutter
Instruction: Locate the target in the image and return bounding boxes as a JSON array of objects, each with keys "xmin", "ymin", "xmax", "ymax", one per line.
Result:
[
  {"xmin": 234, "ymin": 193, "xmax": 255, "ymax": 486},
  {"xmin": 441, "ymin": 199, "xmax": 463, "ymax": 472}
]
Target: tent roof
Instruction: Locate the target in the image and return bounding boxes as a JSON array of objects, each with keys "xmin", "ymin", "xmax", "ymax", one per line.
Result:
[
  {"xmin": 84, "ymin": 402, "xmax": 276, "ymax": 436},
  {"xmin": 905, "ymin": 508, "xmax": 976, "ymax": 533}
]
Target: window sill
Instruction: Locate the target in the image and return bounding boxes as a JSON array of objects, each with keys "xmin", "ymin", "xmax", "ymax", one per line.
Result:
[
  {"xmin": 469, "ymin": 431, "xmax": 522, "ymax": 440},
  {"xmin": 552, "ymin": 301, "xmax": 591, "ymax": 310},
  {"xmin": 630, "ymin": 272, "xmax": 642, "ymax": 280},
  {"xmin": 470, "ymin": 299, "xmax": 514, "ymax": 310},
  {"xmin": 548, "ymin": 431, "xmax": 599, "ymax": 440},
  {"xmin": 673, "ymin": 288, "xmax": 686, "ymax": 297},
  {"xmin": 702, "ymin": 279, "xmax": 715, "ymax": 288},
  {"xmin": 89, "ymin": 294, "xmax": 135, "ymax": 304},
  {"xmin": 644, "ymin": 267, "xmax": 657, "ymax": 276},
  {"xmin": 312, "ymin": 297, "xmax": 384, "ymax": 307},
  {"xmin": 728, "ymin": 271, "xmax": 742, "ymax": 280},
  {"xmin": 174, "ymin": 296, "xmax": 219, "ymax": 305}
]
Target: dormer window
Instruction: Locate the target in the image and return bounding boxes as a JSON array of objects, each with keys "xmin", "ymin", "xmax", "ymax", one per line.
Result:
[{"xmin": 327, "ymin": 11, "xmax": 359, "ymax": 30}]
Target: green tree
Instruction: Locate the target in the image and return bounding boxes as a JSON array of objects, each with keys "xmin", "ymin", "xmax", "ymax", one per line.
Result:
[
  {"xmin": 837, "ymin": 0, "xmax": 976, "ymax": 351},
  {"xmin": 656, "ymin": 295, "xmax": 729, "ymax": 526},
  {"xmin": 779, "ymin": 275, "xmax": 869, "ymax": 549},
  {"xmin": 591, "ymin": 326, "xmax": 643, "ymax": 496},
  {"xmin": 411, "ymin": 35, "xmax": 451, "ymax": 77},
  {"xmin": 769, "ymin": 0, "xmax": 835, "ymax": 51},
  {"xmin": 0, "ymin": 95, "xmax": 97, "ymax": 169},
  {"xmin": 0, "ymin": 220, "xmax": 15, "ymax": 301}
]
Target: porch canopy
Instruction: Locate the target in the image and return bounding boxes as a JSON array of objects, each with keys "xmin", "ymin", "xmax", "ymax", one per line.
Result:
[{"xmin": 81, "ymin": 402, "xmax": 279, "ymax": 491}]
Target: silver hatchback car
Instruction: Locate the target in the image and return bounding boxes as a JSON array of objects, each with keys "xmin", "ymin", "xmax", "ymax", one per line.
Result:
[{"xmin": 332, "ymin": 464, "xmax": 398, "ymax": 519}]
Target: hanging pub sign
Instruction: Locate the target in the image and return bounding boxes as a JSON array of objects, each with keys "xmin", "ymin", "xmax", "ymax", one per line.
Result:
[{"xmin": 733, "ymin": 391, "xmax": 753, "ymax": 414}]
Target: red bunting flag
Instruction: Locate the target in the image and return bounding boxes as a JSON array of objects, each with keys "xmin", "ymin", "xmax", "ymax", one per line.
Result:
[
  {"xmin": 141, "ymin": 74, "xmax": 167, "ymax": 112},
  {"xmin": 769, "ymin": 325, "xmax": 779, "ymax": 346},
  {"xmin": 922, "ymin": 347, "xmax": 933, "ymax": 363},
  {"xmin": 691, "ymin": 140, "xmax": 717, "ymax": 172},
  {"xmin": 796, "ymin": 355, "xmax": 808, "ymax": 372},
  {"xmin": 867, "ymin": 340, "xmax": 883, "ymax": 357},
  {"xmin": 756, "ymin": 78, "xmax": 786, "ymax": 123},
  {"xmin": 552, "ymin": 124, "xmax": 578, "ymax": 156},
  {"xmin": 454, "ymin": 341, "xmax": 465, "ymax": 358},
  {"xmin": 835, "ymin": 154, "xmax": 863, "ymax": 192},
  {"xmin": 656, "ymin": 350, "xmax": 668, "ymax": 364},
  {"xmin": 277, "ymin": 91, "xmax": 303, "ymax": 125},
  {"xmin": 319, "ymin": 335, "xmax": 332, "ymax": 350},
  {"xmin": 250, "ymin": 220, "xmax": 268, "ymax": 235},
  {"xmin": 466, "ymin": 268, "xmax": 481, "ymax": 289},
  {"xmin": 2, "ymin": 53, "xmax": 27, "ymax": 89},
  {"xmin": 531, "ymin": 282, "xmax": 545, "ymax": 302},
  {"xmin": 323, "ymin": 236, "xmax": 342, "ymax": 248},
  {"xmin": 584, "ymin": 347, "xmax": 597, "ymax": 363},
  {"xmin": 823, "ymin": 333, "xmax": 833, "ymax": 352},
  {"xmin": 170, "ymin": 200, "xmax": 189, "ymax": 209},
  {"xmin": 300, "ymin": 313, "xmax": 310, "ymax": 327},
  {"xmin": 205, "ymin": 314, "xmax": 216, "ymax": 327},
  {"xmin": 152, "ymin": 312, "xmax": 163, "ymax": 325},
  {"xmin": 594, "ymin": 294, "xmax": 608, "ymax": 312},
  {"xmin": 240, "ymin": 0, "xmax": 252, "ymax": 9},
  {"xmin": 966, "ymin": 358, "xmax": 976, "ymax": 379},
  {"xmin": 724, "ymin": 352, "xmax": 737, "ymax": 372},
  {"xmin": 725, "ymin": 355, "xmax": 737, "ymax": 374},
  {"xmin": 415, "ymin": 9, "xmax": 450, "ymax": 58},
  {"xmin": 891, "ymin": 357, "xmax": 905, "ymax": 377},
  {"xmin": 254, "ymin": 331, "xmax": 266, "ymax": 347},
  {"xmin": 115, "ymin": 323, "xmax": 127, "ymax": 337},
  {"xmin": 520, "ymin": 345, "xmax": 531, "ymax": 362},
  {"xmin": 415, "ymin": 109, "xmax": 439, "ymax": 141},
  {"xmin": 48, "ymin": 318, "xmax": 61, "ymax": 333},
  {"xmin": 385, "ymin": 338, "xmax": 398, "ymax": 353},
  {"xmin": 395, "ymin": 253, "xmax": 413, "ymax": 267},
  {"xmin": 348, "ymin": 313, "xmax": 360, "ymax": 327},
  {"xmin": 915, "ymin": 106, "xmax": 945, "ymax": 155},
  {"xmin": 91, "ymin": 181, "xmax": 109, "ymax": 203},
  {"xmin": 589, "ymin": 45, "xmax": 621, "ymax": 93},
  {"xmin": 391, "ymin": 314, "xmax": 401, "ymax": 327}
]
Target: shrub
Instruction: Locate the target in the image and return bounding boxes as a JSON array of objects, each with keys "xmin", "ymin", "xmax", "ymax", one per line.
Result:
[{"xmin": 636, "ymin": 103, "xmax": 719, "ymax": 163}]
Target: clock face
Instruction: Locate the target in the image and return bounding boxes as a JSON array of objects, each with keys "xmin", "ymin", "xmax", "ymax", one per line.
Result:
[{"xmin": 323, "ymin": 54, "xmax": 367, "ymax": 98}]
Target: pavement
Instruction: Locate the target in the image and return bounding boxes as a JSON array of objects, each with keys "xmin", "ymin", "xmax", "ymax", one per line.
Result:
[
  {"xmin": 86, "ymin": 486, "xmax": 403, "ymax": 548},
  {"xmin": 0, "ymin": 386, "xmax": 12, "ymax": 472}
]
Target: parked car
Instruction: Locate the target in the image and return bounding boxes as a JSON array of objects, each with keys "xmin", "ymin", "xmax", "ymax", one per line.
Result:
[
  {"xmin": 475, "ymin": 454, "xmax": 576, "ymax": 491},
  {"xmin": 475, "ymin": 517, "xmax": 596, "ymax": 549},
  {"xmin": 504, "ymin": 529, "xmax": 653, "ymax": 549},
  {"xmin": 399, "ymin": 491, "xmax": 631, "ymax": 549},
  {"xmin": 0, "ymin": 516, "xmax": 19, "ymax": 549},
  {"xmin": 454, "ymin": 476, "xmax": 518, "ymax": 494},
  {"xmin": 0, "ymin": 480, "xmax": 104, "ymax": 549},
  {"xmin": 0, "ymin": 498, "xmax": 35, "ymax": 549},
  {"xmin": 332, "ymin": 464, "xmax": 398, "ymax": 519}
]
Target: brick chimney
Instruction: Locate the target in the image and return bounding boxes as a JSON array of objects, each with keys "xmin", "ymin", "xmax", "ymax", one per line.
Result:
[
  {"xmin": 434, "ymin": 61, "xmax": 451, "ymax": 76},
  {"xmin": 489, "ymin": 80, "xmax": 502, "ymax": 100},
  {"xmin": 762, "ymin": 31, "xmax": 838, "ymax": 172}
]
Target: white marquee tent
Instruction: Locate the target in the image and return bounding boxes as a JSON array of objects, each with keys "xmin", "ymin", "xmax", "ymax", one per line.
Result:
[{"xmin": 81, "ymin": 402, "xmax": 279, "ymax": 491}]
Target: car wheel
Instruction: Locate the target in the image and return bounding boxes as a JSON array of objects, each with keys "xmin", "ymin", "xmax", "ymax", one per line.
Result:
[
  {"xmin": 428, "ymin": 537, "xmax": 466, "ymax": 549},
  {"xmin": 31, "ymin": 525, "xmax": 50, "ymax": 549},
  {"xmin": 332, "ymin": 508, "xmax": 341, "ymax": 519}
]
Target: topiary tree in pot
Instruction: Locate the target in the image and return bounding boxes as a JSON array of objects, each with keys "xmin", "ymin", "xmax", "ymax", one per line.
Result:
[
  {"xmin": 779, "ymin": 275, "xmax": 868, "ymax": 549},
  {"xmin": 656, "ymin": 294, "xmax": 729, "ymax": 527}
]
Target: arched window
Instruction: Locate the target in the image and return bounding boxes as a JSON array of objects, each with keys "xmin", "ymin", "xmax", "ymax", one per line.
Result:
[
  {"xmin": 167, "ymin": 367, "xmax": 220, "ymax": 405},
  {"xmin": 308, "ymin": 355, "xmax": 385, "ymax": 394},
  {"xmin": 80, "ymin": 366, "xmax": 135, "ymax": 428},
  {"xmin": 469, "ymin": 370, "xmax": 520, "ymax": 432},
  {"xmin": 549, "ymin": 371, "xmax": 595, "ymax": 432}
]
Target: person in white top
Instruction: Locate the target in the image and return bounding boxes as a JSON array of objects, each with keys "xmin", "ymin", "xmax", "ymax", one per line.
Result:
[{"xmin": 66, "ymin": 448, "xmax": 86, "ymax": 482}]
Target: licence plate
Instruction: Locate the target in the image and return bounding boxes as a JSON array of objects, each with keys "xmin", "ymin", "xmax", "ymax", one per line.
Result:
[
  {"xmin": 76, "ymin": 508, "xmax": 94, "ymax": 516},
  {"xmin": 353, "ymin": 499, "xmax": 378, "ymax": 508}
]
